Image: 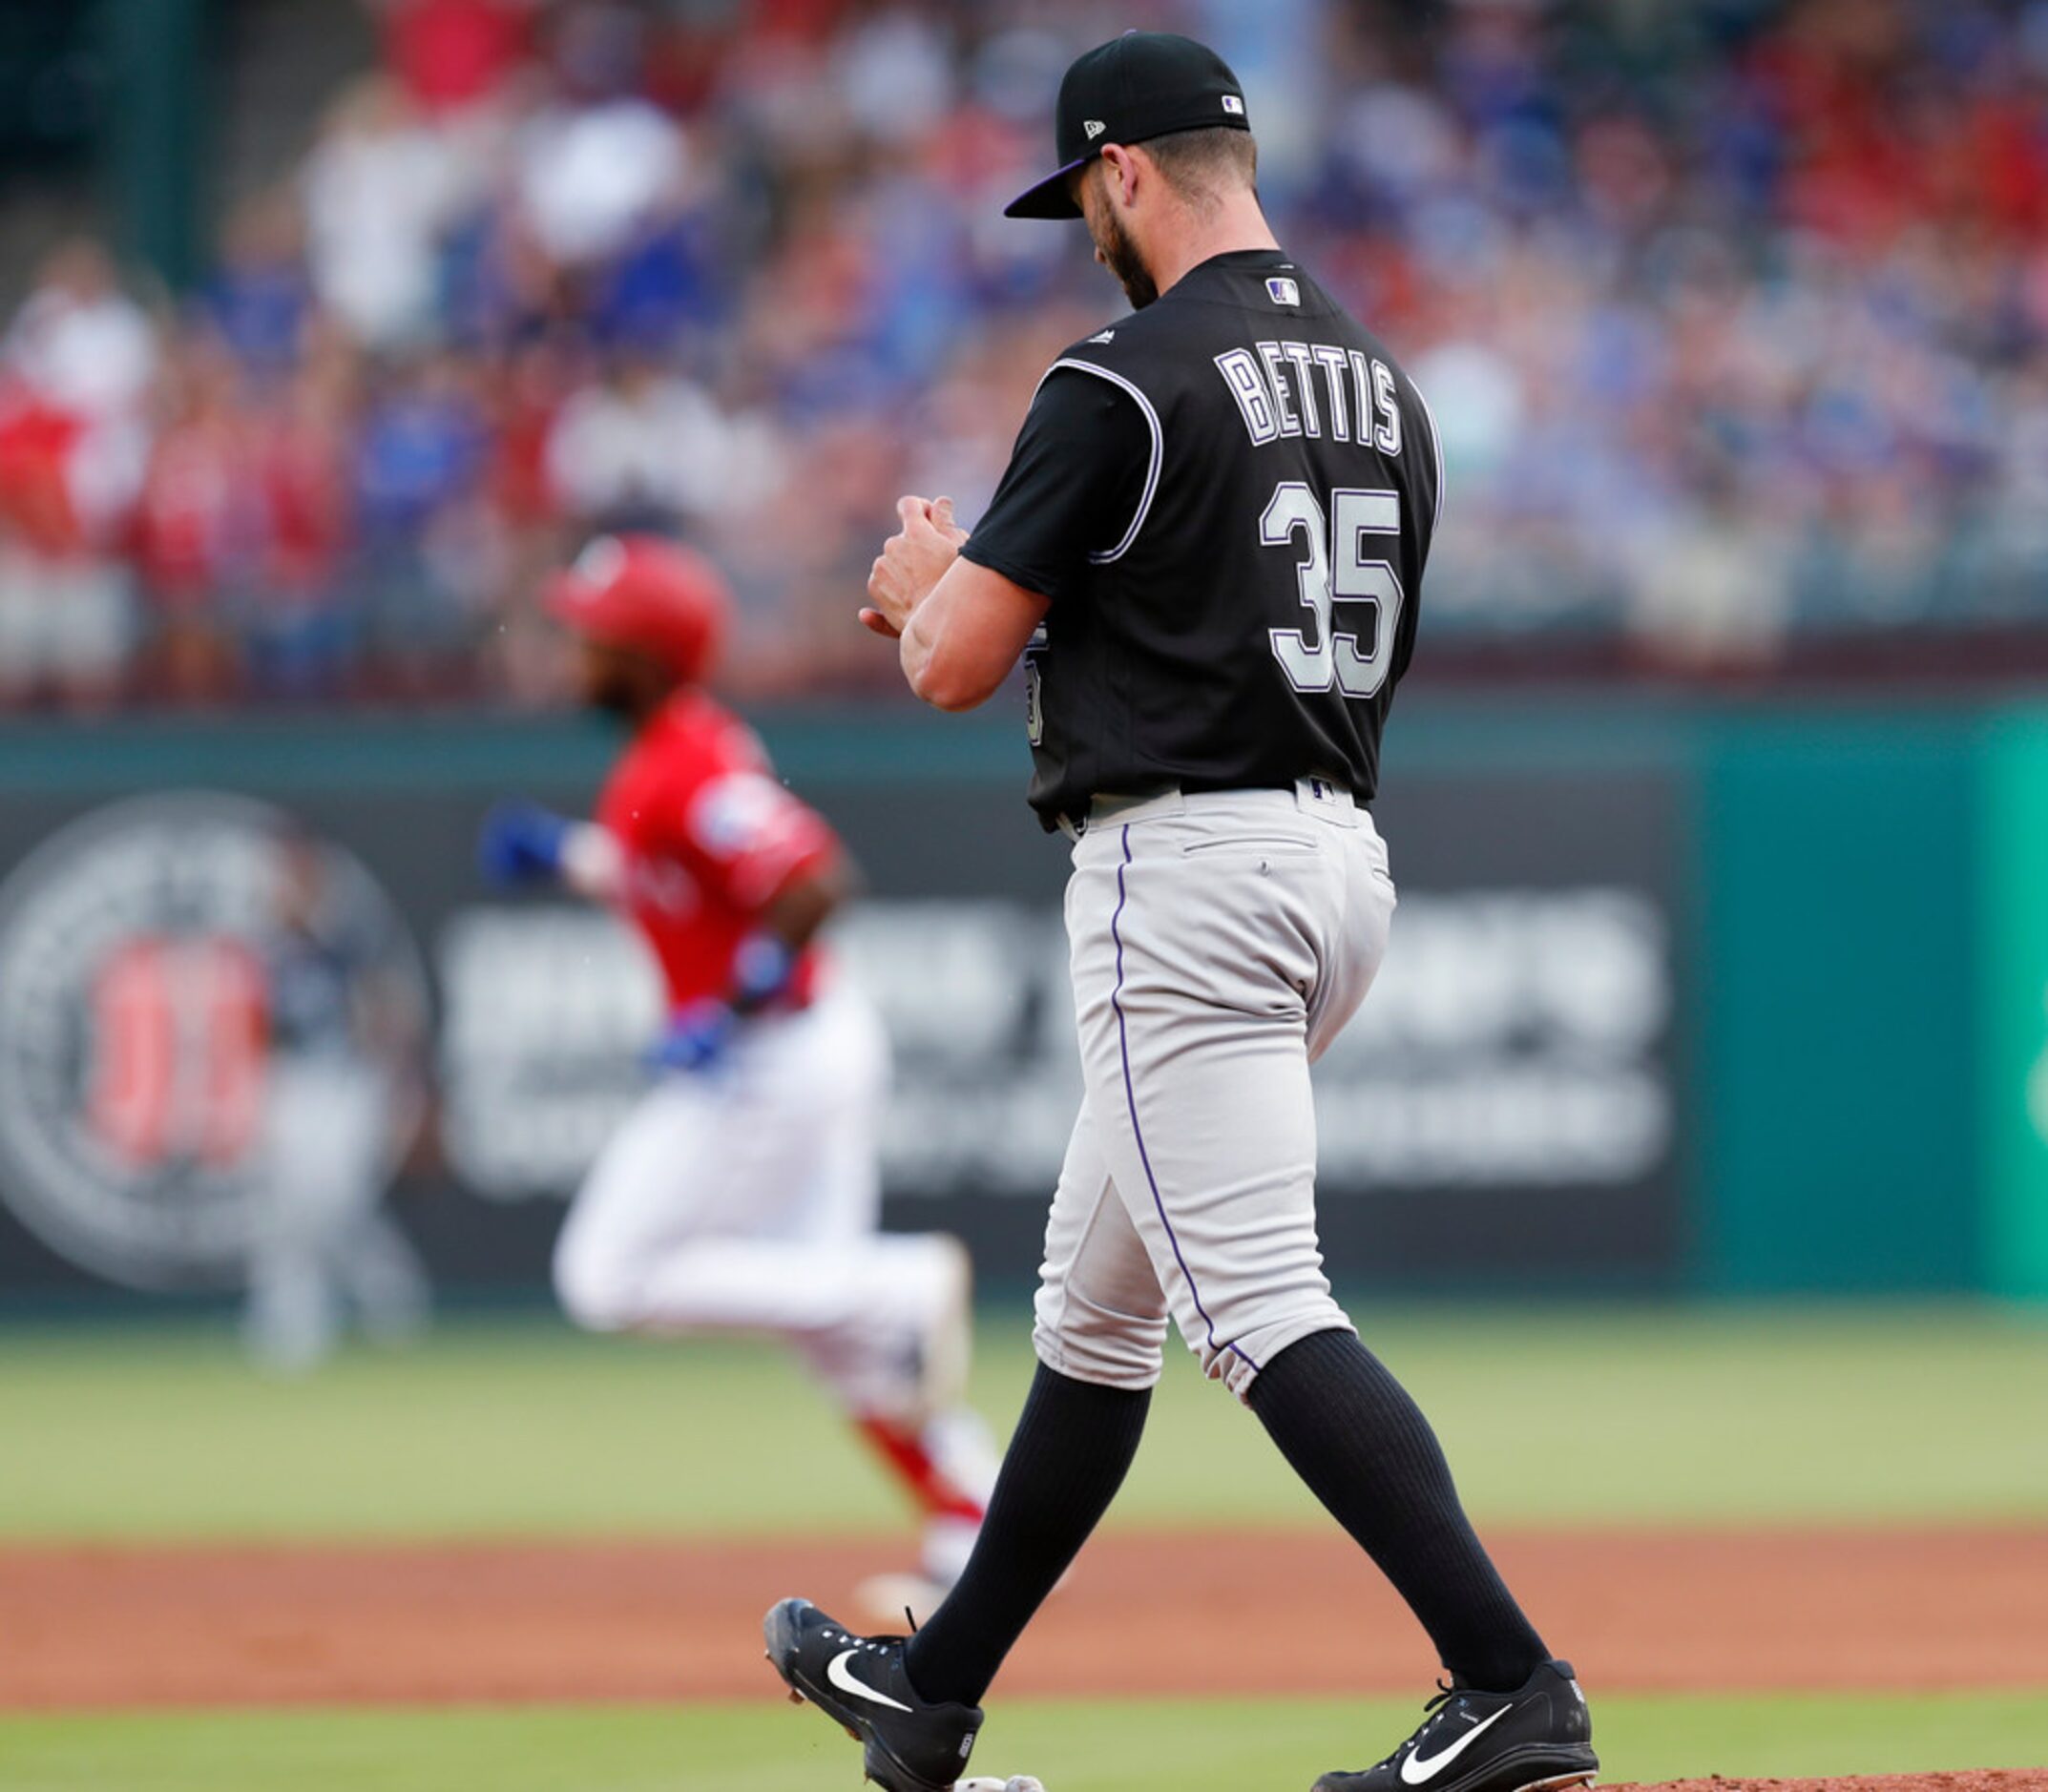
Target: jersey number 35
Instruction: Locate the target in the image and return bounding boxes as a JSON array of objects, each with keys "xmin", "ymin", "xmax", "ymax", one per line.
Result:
[{"xmin": 1261, "ymin": 482, "xmax": 1405, "ymax": 700}]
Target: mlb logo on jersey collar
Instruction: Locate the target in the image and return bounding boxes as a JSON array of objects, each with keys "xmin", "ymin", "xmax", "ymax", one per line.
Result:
[{"xmin": 1266, "ymin": 276, "xmax": 1301, "ymax": 306}]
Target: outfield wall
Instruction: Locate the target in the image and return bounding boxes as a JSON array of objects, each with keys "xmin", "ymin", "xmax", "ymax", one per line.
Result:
[{"xmin": 0, "ymin": 696, "xmax": 2041, "ymax": 1302}]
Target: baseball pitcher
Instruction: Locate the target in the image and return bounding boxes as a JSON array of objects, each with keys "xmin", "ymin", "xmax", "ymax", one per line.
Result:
[{"xmin": 763, "ymin": 33, "xmax": 1595, "ymax": 1792}]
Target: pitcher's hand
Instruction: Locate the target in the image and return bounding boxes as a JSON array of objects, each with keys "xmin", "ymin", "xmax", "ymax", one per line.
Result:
[{"xmin": 862, "ymin": 496, "xmax": 968, "ymax": 638}]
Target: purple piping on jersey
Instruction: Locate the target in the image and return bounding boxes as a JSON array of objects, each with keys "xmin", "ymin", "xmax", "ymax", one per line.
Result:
[{"xmin": 1109, "ymin": 824, "xmax": 1260, "ymax": 1374}]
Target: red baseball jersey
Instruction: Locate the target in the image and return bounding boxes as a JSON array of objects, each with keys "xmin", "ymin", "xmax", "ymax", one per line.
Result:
[{"xmin": 595, "ymin": 689, "xmax": 839, "ymax": 1011}]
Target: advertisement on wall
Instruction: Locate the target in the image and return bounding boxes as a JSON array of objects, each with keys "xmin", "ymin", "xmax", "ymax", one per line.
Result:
[
  {"xmin": 0, "ymin": 793, "xmax": 428, "ymax": 1292},
  {"xmin": 0, "ymin": 716, "xmax": 1688, "ymax": 1302}
]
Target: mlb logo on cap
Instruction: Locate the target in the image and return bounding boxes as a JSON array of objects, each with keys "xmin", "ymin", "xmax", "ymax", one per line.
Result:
[
  {"xmin": 1266, "ymin": 277, "xmax": 1301, "ymax": 306},
  {"xmin": 1222, "ymin": 94, "xmax": 1244, "ymax": 115}
]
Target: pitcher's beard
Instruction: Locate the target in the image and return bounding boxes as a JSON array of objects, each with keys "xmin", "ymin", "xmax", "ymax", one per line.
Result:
[{"xmin": 1094, "ymin": 209, "xmax": 1158, "ymax": 311}]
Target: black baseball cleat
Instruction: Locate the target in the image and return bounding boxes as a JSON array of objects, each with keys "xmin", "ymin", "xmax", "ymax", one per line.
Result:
[
  {"xmin": 763, "ymin": 1595, "xmax": 983, "ymax": 1792},
  {"xmin": 1313, "ymin": 1659, "xmax": 1597, "ymax": 1792}
]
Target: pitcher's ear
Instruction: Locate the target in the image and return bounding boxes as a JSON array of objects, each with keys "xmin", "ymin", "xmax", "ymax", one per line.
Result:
[{"xmin": 1098, "ymin": 143, "xmax": 1139, "ymax": 206}]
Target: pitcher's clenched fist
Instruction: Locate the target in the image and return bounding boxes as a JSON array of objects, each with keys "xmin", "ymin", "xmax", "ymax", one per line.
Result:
[{"xmin": 862, "ymin": 495, "xmax": 968, "ymax": 638}]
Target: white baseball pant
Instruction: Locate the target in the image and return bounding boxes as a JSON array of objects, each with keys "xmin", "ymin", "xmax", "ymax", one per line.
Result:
[
  {"xmin": 1033, "ymin": 780, "xmax": 1397, "ymax": 1402},
  {"xmin": 553, "ymin": 977, "xmax": 954, "ymax": 1413}
]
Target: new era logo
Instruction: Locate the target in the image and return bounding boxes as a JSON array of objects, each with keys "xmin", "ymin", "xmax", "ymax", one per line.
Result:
[
  {"xmin": 1222, "ymin": 94, "xmax": 1244, "ymax": 115},
  {"xmin": 1083, "ymin": 118, "xmax": 1106, "ymax": 140},
  {"xmin": 1266, "ymin": 277, "xmax": 1300, "ymax": 306}
]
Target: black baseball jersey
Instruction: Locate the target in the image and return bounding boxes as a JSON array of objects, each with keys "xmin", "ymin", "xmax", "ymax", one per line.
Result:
[{"xmin": 963, "ymin": 248, "xmax": 1441, "ymax": 830}]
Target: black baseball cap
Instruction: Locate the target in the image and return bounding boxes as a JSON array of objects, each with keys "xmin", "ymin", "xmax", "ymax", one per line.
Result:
[{"xmin": 1004, "ymin": 31, "xmax": 1251, "ymax": 220}]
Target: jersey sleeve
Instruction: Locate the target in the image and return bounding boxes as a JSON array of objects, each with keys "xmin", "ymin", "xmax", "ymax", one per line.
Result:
[
  {"xmin": 959, "ymin": 362, "xmax": 1156, "ymax": 601},
  {"xmin": 673, "ymin": 763, "xmax": 840, "ymax": 915}
]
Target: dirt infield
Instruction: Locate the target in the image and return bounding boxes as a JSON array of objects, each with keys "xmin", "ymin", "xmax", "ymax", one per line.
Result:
[{"xmin": 2, "ymin": 1524, "xmax": 2045, "ymax": 1710}]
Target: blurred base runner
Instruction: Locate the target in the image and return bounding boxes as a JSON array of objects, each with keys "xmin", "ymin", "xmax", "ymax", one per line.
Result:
[{"xmin": 481, "ymin": 536, "xmax": 996, "ymax": 1612}]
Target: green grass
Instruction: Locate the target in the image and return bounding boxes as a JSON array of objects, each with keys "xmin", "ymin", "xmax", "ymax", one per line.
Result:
[
  {"xmin": 1, "ymin": 1694, "xmax": 2044, "ymax": 1792},
  {"xmin": 1, "ymin": 1304, "xmax": 2045, "ymax": 1541},
  {"xmin": 3, "ymin": 1306, "xmax": 2045, "ymax": 1787}
]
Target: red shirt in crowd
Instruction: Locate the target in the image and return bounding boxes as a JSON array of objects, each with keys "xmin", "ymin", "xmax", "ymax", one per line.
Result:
[
  {"xmin": 0, "ymin": 391, "xmax": 87, "ymax": 553},
  {"xmin": 133, "ymin": 413, "xmax": 258, "ymax": 606},
  {"xmin": 381, "ymin": 0, "xmax": 530, "ymax": 115}
]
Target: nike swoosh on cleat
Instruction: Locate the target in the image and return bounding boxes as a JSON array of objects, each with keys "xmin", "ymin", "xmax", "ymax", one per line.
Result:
[
  {"xmin": 1398, "ymin": 1705, "xmax": 1511, "ymax": 1785},
  {"xmin": 825, "ymin": 1648, "xmax": 913, "ymax": 1713}
]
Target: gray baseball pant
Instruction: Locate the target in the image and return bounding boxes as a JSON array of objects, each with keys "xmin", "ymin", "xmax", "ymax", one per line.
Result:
[{"xmin": 1032, "ymin": 778, "xmax": 1397, "ymax": 1402}]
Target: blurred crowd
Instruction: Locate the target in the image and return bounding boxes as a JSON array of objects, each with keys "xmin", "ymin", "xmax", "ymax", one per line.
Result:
[{"xmin": 2, "ymin": 0, "xmax": 2046, "ymax": 711}]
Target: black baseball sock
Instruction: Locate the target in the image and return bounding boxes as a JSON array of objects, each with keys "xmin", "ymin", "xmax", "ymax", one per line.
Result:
[
  {"xmin": 1247, "ymin": 1326, "xmax": 1548, "ymax": 1692},
  {"xmin": 903, "ymin": 1363, "xmax": 1149, "ymax": 1707}
]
